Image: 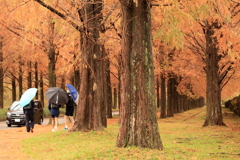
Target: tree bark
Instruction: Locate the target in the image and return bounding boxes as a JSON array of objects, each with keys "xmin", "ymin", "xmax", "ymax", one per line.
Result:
[
  {"xmin": 160, "ymin": 73, "xmax": 166, "ymax": 119},
  {"xmin": 172, "ymin": 77, "xmax": 178, "ymax": 114},
  {"xmin": 101, "ymin": 46, "xmax": 107, "ymax": 127},
  {"xmin": 70, "ymin": 1, "xmax": 106, "ymax": 131},
  {"xmin": 27, "ymin": 62, "xmax": 32, "ymax": 88},
  {"xmin": 106, "ymin": 58, "xmax": 112, "ymax": 118},
  {"xmin": 113, "ymin": 88, "xmax": 117, "ymax": 109},
  {"xmin": 167, "ymin": 76, "xmax": 174, "ymax": 117},
  {"xmin": 0, "ymin": 37, "xmax": 3, "ymax": 109},
  {"xmin": 47, "ymin": 19, "xmax": 56, "ymax": 88},
  {"xmin": 203, "ymin": 20, "xmax": 225, "ymax": 126},
  {"xmin": 34, "ymin": 62, "xmax": 39, "ymax": 99},
  {"xmin": 156, "ymin": 75, "xmax": 160, "ymax": 108},
  {"xmin": 73, "ymin": 53, "xmax": 81, "ymax": 91},
  {"xmin": 116, "ymin": 0, "xmax": 163, "ymax": 149},
  {"xmin": 18, "ymin": 59, "xmax": 23, "ymax": 99},
  {"xmin": 33, "ymin": 0, "xmax": 107, "ymax": 131},
  {"xmin": 11, "ymin": 75, "xmax": 16, "ymax": 103},
  {"xmin": 73, "ymin": 53, "xmax": 80, "ymax": 119},
  {"xmin": 40, "ymin": 73, "xmax": 44, "ymax": 106}
]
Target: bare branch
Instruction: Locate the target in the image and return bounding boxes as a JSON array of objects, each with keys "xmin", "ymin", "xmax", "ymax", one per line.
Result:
[{"xmin": 33, "ymin": 0, "xmax": 82, "ymax": 32}]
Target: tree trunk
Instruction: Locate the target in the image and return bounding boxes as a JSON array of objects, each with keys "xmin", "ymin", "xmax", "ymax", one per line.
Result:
[
  {"xmin": 203, "ymin": 20, "xmax": 225, "ymax": 126},
  {"xmin": 70, "ymin": 1, "xmax": 106, "ymax": 132},
  {"xmin": 73, "ymin": 53, "xmax": 81, "ymax": 91},
  {"xmin": 179, "ymin": 95, "xmax": 184, "ymax": 113},
  {"xmin": 160, "ymin": 73, "xmax": 166, "ymax": 119},
  {"xmin": 106, "ymin": 58, "xmax": 112, "ymax": 118},
  {"xmin": 116, "ymin": 1, "xmax": 163, "ymax": 149},
  {"xmin": 47, "ymin": 19, "xmax": 56, "ymax": 88},
  {"xmin": 27, "ymin": 62, "xmax": 32, "ymax": 88},
  {"xmin": 167, "ymin": 77, "xmax": 174, "ymax": 117},
  {"xmin": 118, "ymin": 68, "xmax": 121, "ymax": 110},
  {"xmin": 183, "ymin": 95, "xmax": 187, "ymax": 111},
  {"xmin": 0, "ymin": 37, "xmax": 3, "ymax": 109},
  {"xmin": 34, "ymin": 62, "xmax": 39, "ymax": 99},
  {"xmin": 113, "ymin": 88, "xmax": 117, "ymax": 109},
  {"xmin": 60, "ymin": 76, "xmax": 65, "ymax": 89},
  {"xmin": 47, "ymin": 46, "xmax": 56, "ymax": 88},
  {"xmin": 11, "ymin": 75, "xmax": 16, "ymax": 103},
  {"xmin": 19, "ymin": 60, "xmax": 23, "ymax": 99},
  {"xmin": 33, "ymin": 0, "xmax": 107, "ymax": 131},
  {"xmin": 172, "ymin": 77, "xmax": 178, "ymax": 114},
  {"xmin": 73, "ymin": 53, "xmax": 80, "ymax": 119},
  {"xmin": 47, "ymin": 17, "xmax": 57, "ymax": 125},
  {"xmin": 101, "ymin": 46, "xmax": 107, "ymax": 127},
  {"xmin": 40, "ymin": 73, "xmax": 44, "ymax": 106},
  {"xmin": 156, "ymin": 75, "xmax": 160, "ymax": 108}
]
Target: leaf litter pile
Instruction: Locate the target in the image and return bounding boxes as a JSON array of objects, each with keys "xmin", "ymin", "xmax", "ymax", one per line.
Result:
[{"xmin": 1, "ymin": 106, "xmax": 240, "ymax": 160}]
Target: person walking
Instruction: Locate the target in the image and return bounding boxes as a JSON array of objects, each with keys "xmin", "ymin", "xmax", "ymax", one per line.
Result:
[
  {"xmin": 62, "ymin": 93, "xmax": 76, "ymax": 130},
  {"xmin": 23, "ymin": 100, "xmax": 36, "ymax": 133},
  {"xmin": 48, "ymin": 102, "xmax": 61, "ymax": 132}
]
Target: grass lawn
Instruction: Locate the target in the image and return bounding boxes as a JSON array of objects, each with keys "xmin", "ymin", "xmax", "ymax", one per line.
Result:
[{"xmin": 21, "ymin": 106, "xmax": 240, "ymax": 160}]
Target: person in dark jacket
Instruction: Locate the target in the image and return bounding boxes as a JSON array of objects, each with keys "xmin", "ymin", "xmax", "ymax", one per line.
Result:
[
  {"xmin": 48, "ymin": 102, "xmax": 61, "ymax": 132},
  {"xmin": 23, "ymin": 100, "xmax": 36, "ymax": 133},
  {"xmin": 62, "ymin": 93, "xmax": 76, "ymax": 130}
]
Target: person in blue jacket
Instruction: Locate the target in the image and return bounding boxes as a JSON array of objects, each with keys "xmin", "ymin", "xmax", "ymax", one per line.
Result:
[
  {"xmin": 48, "ymin": 102, "xmax": 61, "ymax": 131},
  {"xmin": 23, "ymin": 100, "xmax": 36, "ymax": 133}
]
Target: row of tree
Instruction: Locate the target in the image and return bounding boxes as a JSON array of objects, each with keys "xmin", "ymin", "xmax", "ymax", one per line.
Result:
[
  {"xmin": 0, "ymin": 0, "xmax": 239, "ymax": 150},
  {"xmin": 225, "ymin": 97, "xmax": 240, "ymax": 117}
]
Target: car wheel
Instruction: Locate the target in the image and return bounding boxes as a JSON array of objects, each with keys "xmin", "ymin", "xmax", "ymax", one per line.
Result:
[
  {"xmin": 38, "ymin": 117, "xmax": 43, "ymax": 125},
  {"xmin": 7, "ymin": 124, "xmax": 11, "ymax": 127}
]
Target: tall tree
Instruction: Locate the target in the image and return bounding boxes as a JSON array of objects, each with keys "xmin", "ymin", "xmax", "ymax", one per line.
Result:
[
  {"xmin": 18, "ymin": 59, "xmax": 23, "ymax": 99},
  {"xmin": 27, "ymin": 61, "xmax": 32, "ymax": 88},
  {"xmin": 47, "ymin": 16, "xmax": 57, "ymax": 87},
  {"xmin": 203, "ymin": 19, "xmax": 225, "ymax": 126},
  {"xmin": 106, "ymin": 57, "xmax": 112, "ymax": 118},
  {"xmin": 160, "ymin": 73, "xmax": 167, "ymax": 118},
  {"xmin": 33, "ymin": 0, "xmax": 108, "ymax": 131},
  {"xmin": 11, "ymin": 74, "xmax": 16, "ymax": 102},
  {"xmin": 167, "ymin": 76, "xmax": 174, "ymax": 117},
  {"xmin": 34, "ymin": 62, "xmax": 39, "ymax": 99},
  {"xmin": 116, "ymin": 0, "xmax": 163, "ymax": 149},
  {"xmin": 153, "ymin": 0, "xmax": 240, "ymax": 126},
  {"xmin": 0, "ymin": 36, "xmax": 3, "ymax": 109}
]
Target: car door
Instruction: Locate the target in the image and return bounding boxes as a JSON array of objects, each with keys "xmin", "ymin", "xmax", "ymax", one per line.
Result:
[{"xmin": 34, "ymin": 101, "xmax": 41, "ymax": 124}]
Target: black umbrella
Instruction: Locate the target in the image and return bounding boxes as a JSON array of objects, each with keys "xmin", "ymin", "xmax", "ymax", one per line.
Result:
[{"xmin": 45, "ymin": 87, "xmax": 69, "ymax": 105}]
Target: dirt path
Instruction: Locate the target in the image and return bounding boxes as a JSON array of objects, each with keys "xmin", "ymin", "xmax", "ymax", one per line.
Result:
[
  {"xmin": 0, "ymin": 124, "xmax": 55, "ymax": 160},
  {"xmin": 0, "ymin": 118, "xmax": 119, "ymax": 160}
]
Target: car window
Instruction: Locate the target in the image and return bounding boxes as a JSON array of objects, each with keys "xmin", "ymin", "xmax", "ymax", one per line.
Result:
[
  {"xmin": 10, "ymin": 101, "xmax": 22, "ymax": 111},
  {"xmin": 34, "ymin": 101, "xmax": 39, "ymax": 109},
  {"xmin": 38, "ymin": 102, "xmax": 43, "ymax": 109},
  {"xmin": 34, "ymin": 101, "xmax": 43, "ymax": 109}
]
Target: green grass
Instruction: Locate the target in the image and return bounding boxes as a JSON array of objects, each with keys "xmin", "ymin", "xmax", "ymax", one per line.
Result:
[
  {"xmin": 0, "ymin": 108, "xmax": 8, "ymax": 121},
  {"xmin": 21, "ymin": 107, "xmax": 240, "ymax": 160}
]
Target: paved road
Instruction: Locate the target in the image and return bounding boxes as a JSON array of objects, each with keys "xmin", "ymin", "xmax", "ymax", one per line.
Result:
[{"xmin": 0, "ymin": 111, "xmax": 119, "ymax": 130}]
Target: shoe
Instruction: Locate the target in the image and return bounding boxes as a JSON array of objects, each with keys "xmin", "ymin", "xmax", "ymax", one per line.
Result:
[
  {"xmin": 62, "ymin": 128, "xmax": 68, "ymax": 130},
  {"xmin": 52, "ymin": 129, "xmax": 56, "ymax": 132},
  {"xmin": 30, "ymin": 128, "xmax": 34, "ymax": 133}
]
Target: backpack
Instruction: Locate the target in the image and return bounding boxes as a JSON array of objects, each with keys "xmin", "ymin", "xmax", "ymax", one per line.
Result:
[
  {"xmin": 51, "ymin": 103, "xmax": 60, "ymax": 109},
  {"xmin": 23, "ymin": 102, "xmax": 32, "ymax": 109},
  {"xmin": 68, "ymin": 96, "xmax": 77, "ymax": 106}
]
